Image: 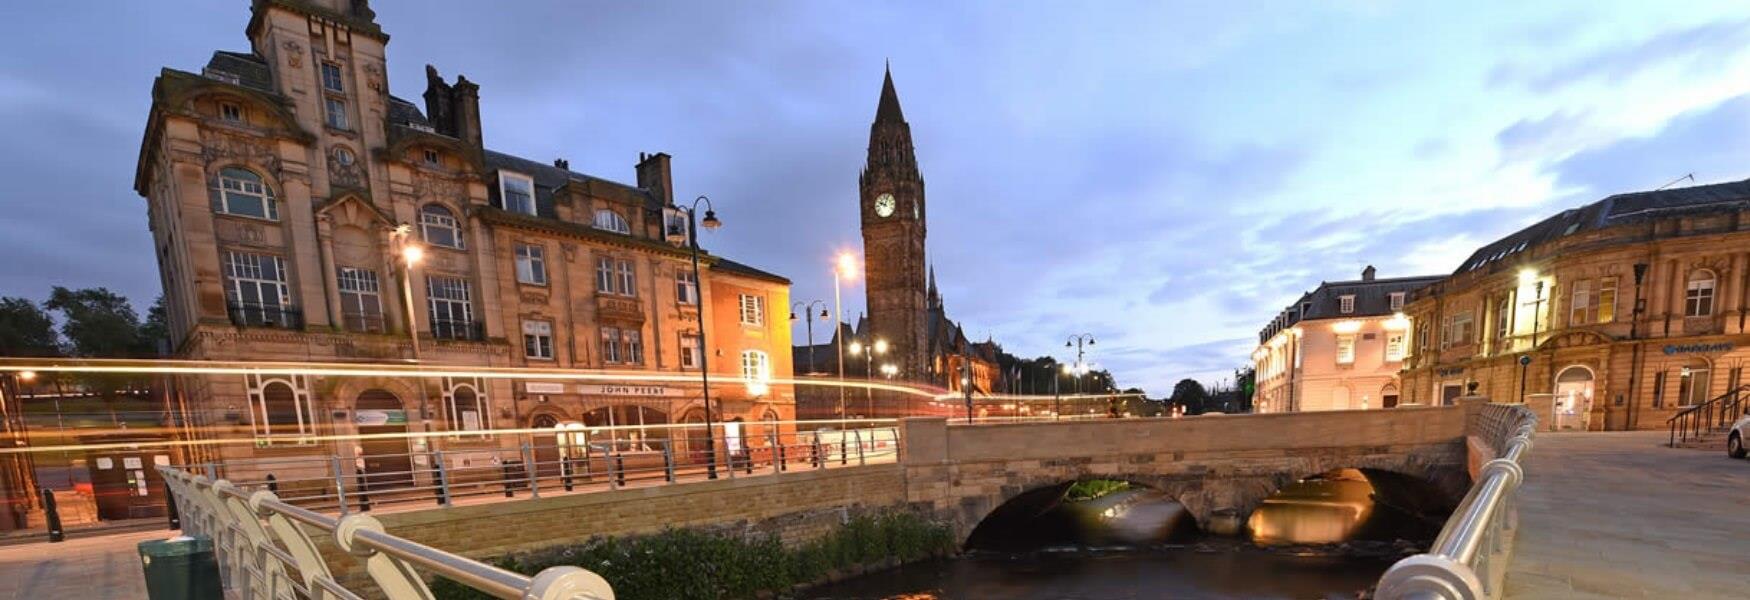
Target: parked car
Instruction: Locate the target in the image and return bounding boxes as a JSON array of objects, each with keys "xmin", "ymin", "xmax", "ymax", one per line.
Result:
[{"xmin": 1730, "ymin": 412, "xmax": 1749, "ymax": 459}]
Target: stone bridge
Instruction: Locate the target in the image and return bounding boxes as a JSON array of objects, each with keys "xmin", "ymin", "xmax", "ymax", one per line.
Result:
[
  {"xmin": 901, "ymin": 404, "xmax": 1481, "ymax": 540},
  {"xmin": 316, "ymin": 403, "xmax": 1491, "ymax": 579}
]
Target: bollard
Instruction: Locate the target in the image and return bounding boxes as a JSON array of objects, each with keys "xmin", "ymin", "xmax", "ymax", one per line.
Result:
[
  {"xmin": 433, "ymin": 450, "xmax": 450, "ymax": 506},
  {"xmin": 163, "ymin": 480, "xmax": 181, "ymax": 530},
  {"xmin": 40, "ymin": 488, "xmax": 64, "ymax": 542},
  {"xmin": 354, "ymin": 469, "xmax": 372, "ymax": 512}
]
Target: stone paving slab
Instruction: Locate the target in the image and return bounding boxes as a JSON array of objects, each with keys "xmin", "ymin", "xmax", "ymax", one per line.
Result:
[
  {"xmin": 0, "ymin": 528, "xmax": 165, "ymax": 599},
  {"xmin": 1503, "ymin": 431, "xmax": 1750, "ymax": 599}
]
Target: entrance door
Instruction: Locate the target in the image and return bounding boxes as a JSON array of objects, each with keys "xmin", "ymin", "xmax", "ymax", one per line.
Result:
[
  {"xmin": 530, "ymin": 414, "xmax": 562, "ymax": 478},
  {"xmin": 1381, "ymin": 384, "xmax": 1400, "ymax": 409},
  {"xmin": 1554, "ymin": 367, "xmax": 1595, "ymax": 431},
  {"xmin": 355, "ymin": 389, "xmax": 414, "ymax": 491},
  {"xmin": 1441, "ymin": 383, "xmax": 1464, "ymax": 406}
]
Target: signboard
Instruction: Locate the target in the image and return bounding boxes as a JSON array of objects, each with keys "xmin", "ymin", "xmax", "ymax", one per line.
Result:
[
  {"xmin": 1663, "ymin": 342, "xmax": 1733, "ymax": 355},
  {"xmin": 525, "ymin": 382, "xmax": 566, "ymax": 394},
  {"xmin": 578, "ymin": 384, "xmax": 683, "ymax": 397},
  {"xmin": 1435, "ymin": 367, "xmax": 1465, "ymax": 378},
  {"xmin": 354, "ymin": 409, "xmax": 407, "ymax": 426}
]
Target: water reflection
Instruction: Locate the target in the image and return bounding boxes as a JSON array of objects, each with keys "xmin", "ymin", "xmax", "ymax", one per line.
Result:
[{"xmin": 811, "ymin": 473, "xmax": 1446, "ymax": 599}]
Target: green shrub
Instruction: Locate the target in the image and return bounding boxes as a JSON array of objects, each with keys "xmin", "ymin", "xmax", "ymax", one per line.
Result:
[
  {"xmin": 430, "ymin": 511, "xmax": 954, "ymax": 600},
  {"xmin": 1065, "ymin": 479, "xmax": 1130, "ymax": 501}
]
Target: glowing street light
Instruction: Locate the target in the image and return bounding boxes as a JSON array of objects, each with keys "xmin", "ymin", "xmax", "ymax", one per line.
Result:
[
  {"xmin": 832, "ymin": 251, "xmax": 861, "ymax": 419},
  {"xmin": 1518, "ymin": 268, "xmax": 1538, "ymax": 286},
  {"xmin": 401, "ymin": 244, "xmax": 425, "ymax": 265},
  {"xmin": 390, "ymin": 227, "xmax": 425, "ymax": 361}
]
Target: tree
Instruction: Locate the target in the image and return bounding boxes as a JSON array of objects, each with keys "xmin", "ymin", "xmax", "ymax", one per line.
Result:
[
  {"xmin": 1234, "ymin": 366, "xmax": 1256, "ymax": 413},
  {"xmin": 44, "ymin": 287, "xmax": 154, "ymax": 358},
  {"xmin": 0, "ymin": 296, "xmax": 61, "ymax": 357},
  {"xmin": 139, "ymin": 295, "xmax": 169, "ymax": 356},
  {"xmin": 1169, "ymin": 378, "xmax": 1211, "ymax": 415}
]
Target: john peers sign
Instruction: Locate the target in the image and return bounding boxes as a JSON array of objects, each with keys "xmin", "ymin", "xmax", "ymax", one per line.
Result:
[{"xmin": 579, "ymin": 384, "xmax": 683, "ymax": 397}]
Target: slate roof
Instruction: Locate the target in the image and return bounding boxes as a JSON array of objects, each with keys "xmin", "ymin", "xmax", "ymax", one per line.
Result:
[
  {"xmin": 712, "ymin": 258, "xmax": 791, "ymax": 284},
  {"xmin": 1258, "ymin": 272, "xmax": 1440, "ymax": 343},
  {"xmin": 387, "ymin": 95, "xmax": 432, "ymax": 128},
  {"xmin": 203, "ymin": 51, "xmax": 274, "ymax": 92},
  {"xmin": 1456, "ymin": 178, "xmax": 1750, "ymax": 275}
]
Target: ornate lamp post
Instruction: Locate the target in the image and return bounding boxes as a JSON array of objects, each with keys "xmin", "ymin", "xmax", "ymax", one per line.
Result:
[
  {"xmin": 1065, "ymin": 334, "xmax": 1096, "ymax": 398},
  {"xmin": 685, "ymin": 196, "xmax": 723, "ymax": 478},
  {"xmin": 391, "ymin": 225, "xmax": 424, "ymax": 361}
]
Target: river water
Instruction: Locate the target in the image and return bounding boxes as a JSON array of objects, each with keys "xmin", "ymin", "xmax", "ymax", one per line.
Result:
[{"xmin": 806, "ymin": 470, "xmax": 1440, "ymax": 599}]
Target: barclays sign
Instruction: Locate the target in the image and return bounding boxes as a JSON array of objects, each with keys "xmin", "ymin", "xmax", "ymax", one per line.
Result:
[{"xmin": 1662, "ymin": 342, "xmax": 1734, "ymax": 355}]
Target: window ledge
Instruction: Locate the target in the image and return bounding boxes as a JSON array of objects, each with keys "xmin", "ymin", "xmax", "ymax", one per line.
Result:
[{"xmin": 213, "ymin": 211, "xmax": 282, "ymax": 224}]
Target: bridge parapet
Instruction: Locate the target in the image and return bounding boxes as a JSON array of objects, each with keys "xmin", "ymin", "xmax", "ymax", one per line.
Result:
[{"xmin": 899, "ymin": 406, "xmax": 1476, "ymax": 539}]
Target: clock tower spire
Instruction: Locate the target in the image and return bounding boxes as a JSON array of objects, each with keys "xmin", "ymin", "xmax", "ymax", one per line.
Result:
[{"xmin": 859, "ymin": 65, "xmax": 929, "ymax": 380}]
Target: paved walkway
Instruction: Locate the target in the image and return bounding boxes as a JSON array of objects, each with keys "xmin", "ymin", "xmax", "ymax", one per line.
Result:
[
  {"xmin": 0, "ymin": 528, "xmax": 164, "ymax": 599},
  {"xmin": 1503, "ymin": 431, "xmax": 1750, "ymax": 599}
]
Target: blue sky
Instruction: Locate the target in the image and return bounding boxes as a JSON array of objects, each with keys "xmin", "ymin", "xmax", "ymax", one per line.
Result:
[{"xmin": 3, "ymin": 1, "xmax": 1750, "ymax": 393}]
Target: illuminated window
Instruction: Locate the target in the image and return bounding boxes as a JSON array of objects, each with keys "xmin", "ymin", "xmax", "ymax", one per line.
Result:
[
  {"xmin": 1597, "ymin": 277, "xmax": 1617, "ymax": 323},
  {"xmin": 593, "ymin": 209, "xmax": 631, "ymax": 234},
  {"xmin": 1385, "ymin": 332, "xmax": 1406, "ymax": 361},
  {"xmin": 1569, "ymin": 280, "xmax": 1590, "ymax": 326},
  {"xmin": 442, "ymin": 377, "xmax": 490, "ymax": 435},
  {"xmin": 1338, "ymin": 295, "xmax": 1355, "ymax": 314},
  {"xmin": 246, "ymin": 373, "xmax": 312, "ymax": 439},
  {"xmin": 420, "ymin": 204, "xmax": 463, "ymax": 249},
  {"xmin": 1336, "ymin": 335, "xmax": 1356, "ymax": 364},
  {"xmin": 739, "ymin": 294, "xmax": 766, "ymax": 326},
  {"xmin": 211, "ymin": 167, "xmax": 278, "ymax": 220},
  {"xmin": 1686, "ymin": 270, "xmax": 1716, "ymax": 317},
  {"xmin": 1454, "ymin": 311, "xmax": 1475, "ymax": 345},
  {"xmin": 499, "ymin": 171, "xmax": 536, "ymax": 215},
  {"xmin": 515, "ymin": 243, "xmax": 547, "ymax": 285},
  {"xmin": 1495, "ymin": 295, "xmax": 1511, "ymax": 342},
  {"xmin": 741, "ymin": 350, "xmax": 771, "ymax": 394}
]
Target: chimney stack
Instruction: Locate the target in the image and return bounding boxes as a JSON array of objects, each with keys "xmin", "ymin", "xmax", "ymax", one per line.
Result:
[
  {"xmin": 554, "ymin": 158, "xmax": 569, "ymax": 170},
  {"xmin": 421, "ymin": 65, "xmax": 483, "ymax": 149},
  {"xmin": 636, "ymin": 152, "xmax": 674, "ymax": 206},
  {"xmin": 1362, "ymin": 265, "xmax": 1377, "ymax": 281}
]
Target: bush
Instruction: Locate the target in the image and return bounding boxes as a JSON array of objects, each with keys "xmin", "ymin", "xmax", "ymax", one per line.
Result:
[{"xmin": 431, "ymin": 511, "xmax": 954, "ymax": 600}]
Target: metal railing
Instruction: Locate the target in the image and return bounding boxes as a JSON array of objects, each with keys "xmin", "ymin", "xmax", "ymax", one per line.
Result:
[
  {"xmin": 1375, "ymin": 403, "xmax": 1536, "ymax": 600},
  {"xmin": 159, "ymin": 465, "xmax": 613, "ymax": 600},
  {"xmin": 1667, "ymin": 385, "xmax": 1748, "ymax": 447},
  {"xmin": 173, "ymin": 425, "xmax": 902, "ymax": 516},
  {"xmin": 430, "ymin": 319, "xmax": 485, "ymax": 341},
  {"xmin": 227, "ymin": 301, "xmax": 304, "ymax": 329}
]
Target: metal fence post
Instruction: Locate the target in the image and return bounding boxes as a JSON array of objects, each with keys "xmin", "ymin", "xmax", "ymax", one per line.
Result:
[
  {"xmin": 562, "ymin": 454, "xmax": 575, "ymax": 492},
  {"xmin": 813, "ymin": 433, "xmax": 824, "ymax": 469},
  {"xmin": 40, "ymin": 488, "xmax": 63, "ymax": 542},
  {"xmin": 331, "ymin": 456, "xmax": 349, "ymax": 516}
]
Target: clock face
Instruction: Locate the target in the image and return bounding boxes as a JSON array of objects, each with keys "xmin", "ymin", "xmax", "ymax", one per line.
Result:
[{"xmin": 874, "ymin": 193, "xmax": 896, "ymax": 218}]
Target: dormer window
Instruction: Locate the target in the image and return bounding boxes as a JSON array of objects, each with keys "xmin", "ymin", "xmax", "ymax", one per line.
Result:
[
  {"xmin": 320, "ymin": 62, "xmax": 345, "ymax": 94},
  {"xmin": 593, "ymin": 209, "xmax": 631, "ymax": 234},
  {"xmin": 1338, "ymin": 295, "xmax": 1356, "ymax": 314},
  {"xmin": 499, "ymin": 171, "xmax": 536, "ymax": 215},
  {"xmin": 423, "ymin": 149, "xmax": 440, "ymax": 166},
  {"xmin": 219, "ymin": 102, "xmax": 242, "ymax": 122}
]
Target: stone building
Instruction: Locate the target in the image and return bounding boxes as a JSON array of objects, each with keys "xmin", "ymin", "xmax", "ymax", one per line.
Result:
[
  {"xmin": 1399, "ymin": 178, "xmax": 1750, "ymax": 430},
  {"xmin": 793, "ymin": 68, "xmax": 1006, "ymax": 418},
  {"xmin": 132, "ymin": 0, "xmax": 793, "ymax": 481},
  {"xmin": 1254, "ymin": 267, "xmax": 1440, "ymax": 413}
]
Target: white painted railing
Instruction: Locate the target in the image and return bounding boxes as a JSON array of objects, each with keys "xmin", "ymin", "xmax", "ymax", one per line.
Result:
[
  {"xmin": 159, "ymin": 465, "xmax": 614, "ymax": 600},
  {"xmin": 1374, "ymin": 403, "xmax": 1536, "ymax": 600}
]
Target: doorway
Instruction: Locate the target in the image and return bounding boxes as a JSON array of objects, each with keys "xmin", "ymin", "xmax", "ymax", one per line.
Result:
[
  {"xmin": 1440, "ymin": 383, "xmax": 1464, "ymax": 406},
  {"xmin": 355, "ymin": 389, "xmax": 414, "ymax": 491},
  {"xmin": 1381, "ymin": 384, "xmax": 1399, "ymax": 409},
  {"xmin": 1553, "ymin": 366, "xmax": 1595, "ymax": 431}
]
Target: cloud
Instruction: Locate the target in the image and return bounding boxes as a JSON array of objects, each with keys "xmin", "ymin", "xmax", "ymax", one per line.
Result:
[
  {"xmin": 1492, "ymin": 19, "xmax": 1750, "ymax": 92},
  {"xmin": 1549, "ymin": 94, "xmax": 1750, "ymax": 196}
]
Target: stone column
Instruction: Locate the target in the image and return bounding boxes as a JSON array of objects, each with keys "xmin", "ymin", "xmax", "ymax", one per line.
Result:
[{"xmin": 315, "ymin": 215, "xmax": 343, "ymax": 329}]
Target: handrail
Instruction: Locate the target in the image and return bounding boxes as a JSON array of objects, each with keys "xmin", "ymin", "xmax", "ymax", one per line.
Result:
[
  {"xmin": 1667, "ymin": 385, "xmax": 1748, "ymax": 447},
  {"xmin": 1375, "ymin": 403, "xmax": 1536, "ymax": 600},
  {"xmin": 159, "ymin": 464, "xmax": 614, "ymax": 600}
]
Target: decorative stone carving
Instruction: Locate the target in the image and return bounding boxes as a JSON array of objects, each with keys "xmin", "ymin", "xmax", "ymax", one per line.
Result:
[
  {"xmin": 328, "ymin": 150, "xmax": 365, "ymax": 190},
  {"xmin": 199, "ymin": 129, "xmax": 280, "ymax": 173},
  {"xmin": 283, "ymin": 41, "xmax": 304, "ymax": 67},
  {"xmin": 412, "ymin": 172, "xmax": 464, "ymax": 201},
  {"xmin": 363, "ymin": 62, "xmax": 385, "ymax": 92}
]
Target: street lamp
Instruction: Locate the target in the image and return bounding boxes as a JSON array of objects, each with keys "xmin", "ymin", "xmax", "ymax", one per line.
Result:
[
  {"xmin": 849, "ymin": 337, "xmax": 887, "ymax": 418},
  {"xmin": 392, "ymin": 227, "xmax": 425, "ymax": 361},
  {"xmin": 789, "ymin": 300, "xmax": 829, "ymax": 374},
  {"xmin": 833, "ymin": 252, "xmax": 858, "ymax": 420},
  {"xmin": 1066, "ymin": 334, "xmax": 1095, "ymax": 396},
  {"xmin": 685, "ymin": 195, "xmax": 723, "ymax": 479}
]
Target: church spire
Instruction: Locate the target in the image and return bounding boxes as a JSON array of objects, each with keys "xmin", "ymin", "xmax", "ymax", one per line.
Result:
[
  {"xmin": 876, "ymin": 62, "xmax": 905, "ymax": 124},
  {"xmin": 928, "ymin": 265, "xmax": 940, "ymax": 308}
]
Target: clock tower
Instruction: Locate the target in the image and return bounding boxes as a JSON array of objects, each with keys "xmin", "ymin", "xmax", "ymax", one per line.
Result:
[{"xmin": 860, "ymin": 66, "xmax": 929, "ymax": 380}]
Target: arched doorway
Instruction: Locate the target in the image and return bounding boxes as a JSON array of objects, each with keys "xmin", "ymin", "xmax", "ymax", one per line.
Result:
[
  {"xmin": 1380, "ymin": 384, "xmax": 1400, "ymax": 409},
  {"xmin": 677, "ymin": 408, "xmax": 709, "ymax": 466},
  {"xmin": 1553, "ymin": 366, "xmax": 1595, "ymax": 431},
  {"xmin": 530, "ymin": 413, "xmax": 563, "ymax": 477},
  {"xmin": 355, "ymin": 389, "xmax": 413, "ymax": 490}
]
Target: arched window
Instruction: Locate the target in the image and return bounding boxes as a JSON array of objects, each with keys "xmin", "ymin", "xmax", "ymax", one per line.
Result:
[
  {"xmin": 246, "ymin": 373, "xmax": 311, "ymax": 440},
  {"xmin": 420, "ymin": 204, "xmax": 464, "ymax": 249},
  {"xmin": 1685, "ymin": 269, "xmax": 1716, "ymax": 317},
  {"xmin": 593, "ymin": 209, "xmax": 630, "ymax": 234},
  {"xmin": 443, "ymin": 377, "xmax": 489, "ymax": 436},
  {"xmin": 211, "ymin": 167, "xmax": 278, "ymax": 220},
  {"xmin": 261, "ymin": 382, "xmax": 300, "ymax": 434}
]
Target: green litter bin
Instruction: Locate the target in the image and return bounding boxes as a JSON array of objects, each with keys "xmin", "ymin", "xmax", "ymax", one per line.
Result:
[{"xmin": 138, "ymin": 535, "xmax": 223, "ymax": 600}]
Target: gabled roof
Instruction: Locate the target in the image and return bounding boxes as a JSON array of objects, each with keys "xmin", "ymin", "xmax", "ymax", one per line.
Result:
[
  {"xmin": 712, "ymin": 258, "xmax": 791, "ymax": 285},
  {"xmin": 1457, "ymin": 178, "xmax": 1750, "ymax": 275}
]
